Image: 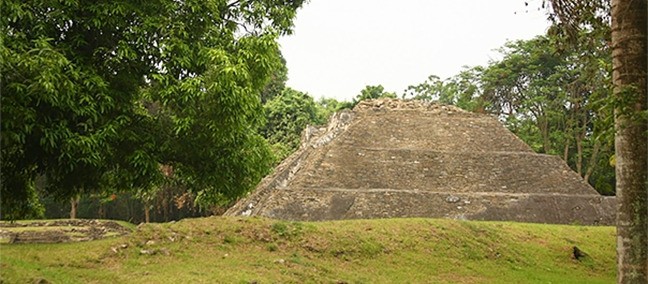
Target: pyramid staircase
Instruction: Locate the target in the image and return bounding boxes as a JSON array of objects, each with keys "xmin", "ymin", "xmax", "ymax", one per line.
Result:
[{"xmin": 226, "ymin": 99, "xmax": 615, "ymax": 225}]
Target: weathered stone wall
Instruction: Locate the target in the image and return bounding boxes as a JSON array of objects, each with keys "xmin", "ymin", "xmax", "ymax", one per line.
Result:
[
  {"xmin": 255, "ymin": 188, "xmax": 615, "ymax": 225},
  {"xmin": 225, "ymin": 110, "xmax": 355, "ymax": 217},
  {"xmin": 225, "ymin": 99, "xmax": 616, "ymax": 225},
  {"xmin": 289, "ymin": 147, "xmax": 597, "ymax": 195}
]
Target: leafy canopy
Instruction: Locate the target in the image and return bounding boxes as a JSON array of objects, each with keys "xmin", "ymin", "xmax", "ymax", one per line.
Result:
[
  {"xmin": 262, "ymin": 88, "xmax": 328, "ymax": 161},
  {"xmin": 403, "ymin": 30, "xmax": 613, "ymax": 194},
  {"xmin": 1, "ymin": 0, "xmax": 305, "ymax": 218}
]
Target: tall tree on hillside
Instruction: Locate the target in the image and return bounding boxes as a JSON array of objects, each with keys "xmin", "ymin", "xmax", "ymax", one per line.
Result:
[{"xmin": 549, "ymin": 0, "xmax": 647, "ymax": 281}]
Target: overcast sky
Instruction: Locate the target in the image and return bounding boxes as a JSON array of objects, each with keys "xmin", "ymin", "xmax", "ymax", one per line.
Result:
[{"xmin": 278, "ymin": 0, "xmax": 551, "ymax": 101}]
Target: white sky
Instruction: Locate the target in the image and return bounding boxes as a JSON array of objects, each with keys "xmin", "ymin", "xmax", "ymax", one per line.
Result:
[{"xmin": 278, "ymin": 0, "xmax": 551, "ymax": 101}]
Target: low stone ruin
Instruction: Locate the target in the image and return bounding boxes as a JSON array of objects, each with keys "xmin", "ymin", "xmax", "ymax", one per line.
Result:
[{"xmin": 0, "ymin": 219, "xmax": 131, "ymax": 243}]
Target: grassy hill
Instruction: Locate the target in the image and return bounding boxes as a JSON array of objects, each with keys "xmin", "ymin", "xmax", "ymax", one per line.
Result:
[{"xmin": 1, "ymin": 217, "xmax": 615, "ymax": 283}]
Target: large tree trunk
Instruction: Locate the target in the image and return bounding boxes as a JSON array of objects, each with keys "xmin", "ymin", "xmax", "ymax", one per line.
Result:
[{"xmin": 611, "ymin": 0, "xmax": 648, "ymax": 282}]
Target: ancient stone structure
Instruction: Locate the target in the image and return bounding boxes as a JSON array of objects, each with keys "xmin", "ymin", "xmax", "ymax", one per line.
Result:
[{"xmin": 226, "ymin": 99, "xmax": 616, "ymax": 225}]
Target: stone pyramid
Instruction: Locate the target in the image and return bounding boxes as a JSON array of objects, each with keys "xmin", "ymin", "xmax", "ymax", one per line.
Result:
[{"xmin": 226, "ymin": 99, "xmax": 615, "ymax": 225}]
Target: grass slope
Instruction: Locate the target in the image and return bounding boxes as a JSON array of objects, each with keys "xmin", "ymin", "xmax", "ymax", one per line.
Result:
[{"xmin": 1, "ymin": 217, "xmax": 615, "ymax": 283}]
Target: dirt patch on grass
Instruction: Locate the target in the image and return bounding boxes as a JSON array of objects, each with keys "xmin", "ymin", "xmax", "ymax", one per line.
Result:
[{"xmin": 0, "ymin": 219, "xmax": 132, "ymax": 244}]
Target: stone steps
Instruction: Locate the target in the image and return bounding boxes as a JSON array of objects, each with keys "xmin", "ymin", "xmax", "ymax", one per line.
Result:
[
  {"xmin": 253, "ymin": 187, "xmax": 615, "ymax": 225},
  {"xmin": 290, "ymin": 146, "xmax": 598, "ymax": 195},
  {"xmin": 276, "ymin": 187, "xmax": 605, "ymax": 197},
  {"xmin": 333, "ymin": 110, "xmax": 533, "ymax": 153}
]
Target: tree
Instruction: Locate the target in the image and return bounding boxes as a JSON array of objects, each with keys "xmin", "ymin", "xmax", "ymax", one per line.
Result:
[
  {"xmin": 548, "ymin": 0, "xmax": 647, "ymax": 281},
  {"xmin": 353, "ymin": 85, "xmax": 397, "ymax": 105},
  {"xmin": 403, "ymin": 69, "xmax": 486, "ymax": 112},
  {"xmin": 1, "ymin": 0, "xmax": 305, "ymax": 219},
  {"xmin": 404, "ymin": 32, "xmax": 614, "ymax": 194},
  {"xmin": 403, "ymin": 75, "xmax": 447, "ymax": 101},
  {"xmin": 610, "ymin": 0, "xmax": 647, "ymax": 281},
  {"xmin": 261, "ymin": 52, "xmax": 289, "ymax": 104},
  {"xmin": 262, "ymin": 88, "xmax": 327, "ymax": 161},
  {"xmin": 317, "ymin": 97, "xmax": 353, "ymax": 117},
  {"xmin": 480, "ymin": 35, "xmax": 611, "ymax": 173},
  {"xmin": 439, "ymin": 68, "xmax": 486, "ymax": 112}
]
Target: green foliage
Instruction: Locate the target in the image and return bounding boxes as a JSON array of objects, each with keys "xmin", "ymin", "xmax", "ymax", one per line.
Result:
[
  {"xmin": 260, "ymin": 52, "xmax": 289, "ymax": 103},
  {"xmin": 262, "ymin": 88, "xmax": 328, "ymax": 161},
  {"xmin": 317, "ymin": 97, "xmax": 354, "ymax": 115},
  {"xmin": 154, "ymin": 33, "xmax": 283, "ymax": 206},
  {"xmin": 478, "ymin": 33, "xmax": 614, "ymax": 193},
  {"xmin": 404, "ymin": 30, "xmax": 614, "ymax": 194},
  {"xmin": 1, "ymin": 0, "xmax": 305, "ymax": 218},
  {"xmin": 403, "ymin": 69, "xmax": 486, "ymax": 112},
  {"xmin": 403, "ymin": 75, "xmax": 446, "ymax": 101},
  {"xmin": 1, "ymin": 182, "xmax": 45, "ymax": 221},
  {"xmin": 260, "ymin": 94, "xmax": 353, "ymax": 162},
  {"xmin": 353, "ymin": 85, "xmax": 397, "ymax": 105}
]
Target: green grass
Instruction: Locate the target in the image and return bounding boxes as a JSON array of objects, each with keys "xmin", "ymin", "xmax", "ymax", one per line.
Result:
[{"xmin": 0, "ymin": 217, "xmax": 616, "ymax": 283}]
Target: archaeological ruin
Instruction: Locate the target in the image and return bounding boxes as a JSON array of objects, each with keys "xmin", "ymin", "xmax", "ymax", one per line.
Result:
[{"xmin": 225, "ymin": 99, "xmax": 616, "ymax": 225}]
